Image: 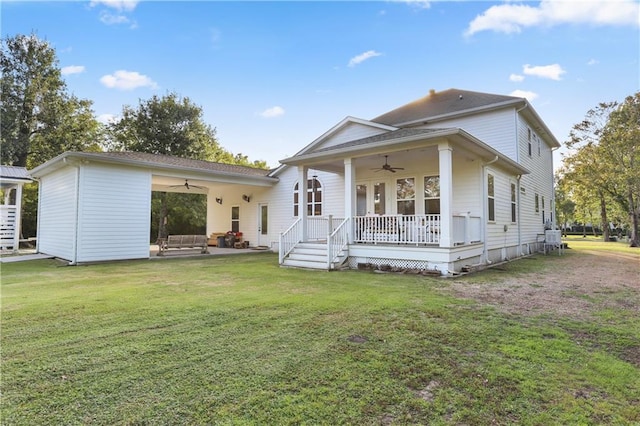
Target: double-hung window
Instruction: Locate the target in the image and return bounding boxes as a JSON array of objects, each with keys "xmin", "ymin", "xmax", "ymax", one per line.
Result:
[
  {"xmin": 424, "ymin": 176, "xmax": 440, "ymax": 214},
  {"xmin": 487, "ymin": 174, "xmax": 495, "ymax": 222}
]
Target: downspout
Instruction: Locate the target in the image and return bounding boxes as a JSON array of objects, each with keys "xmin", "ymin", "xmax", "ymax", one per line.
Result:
[{"xmin": 481, "ymin": 155, "xmax": 499, "ymax": 264}]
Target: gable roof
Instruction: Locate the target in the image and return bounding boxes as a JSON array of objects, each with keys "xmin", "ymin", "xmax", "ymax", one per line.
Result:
[
  {"xmin": 0, "ymin": 165, "xmax": 32, "ymax": 188},
  {"xmin": 372, "ymin": 88, "xmax": 524, "ymax": 127}
]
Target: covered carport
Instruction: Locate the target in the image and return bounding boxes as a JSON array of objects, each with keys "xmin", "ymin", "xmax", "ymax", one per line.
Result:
[{"xmin": 29, "ymin": 151, "xmax": 278, "ymax": 264}]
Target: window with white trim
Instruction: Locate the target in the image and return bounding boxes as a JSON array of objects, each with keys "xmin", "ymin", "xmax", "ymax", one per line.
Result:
[
  {"xmin": 527, "ymin": 128, "xmax": 532, "ymax": 157},
  {"xmin": 231, "ymin": 206, "xmax": 240, "ymax": 233},
  {"xmin": 535, "ymin": 193, "xmax": 539, "ymax": 214},
  {"xmin": 293, "ymin": 178, "xmax": 322, "ymax": 217},
  {"xmin": 511, "ymin": 182, "xmax": 517, "ymax": 223},
  {"xmin": 396, "ymin": 177, "xmax": 415, "ymax": 215},
  {"xmin": 424, "ymin": 176, "xmax": 440, "ymax": 214},
  {"xmin": 488, "ymin": 174, "xmax": 495, "ymax": 222}
]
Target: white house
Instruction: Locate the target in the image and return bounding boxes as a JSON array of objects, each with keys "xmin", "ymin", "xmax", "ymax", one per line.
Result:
[{"xmin": 29, "ymin": 89, "xmax": 560, "ymax": 274}]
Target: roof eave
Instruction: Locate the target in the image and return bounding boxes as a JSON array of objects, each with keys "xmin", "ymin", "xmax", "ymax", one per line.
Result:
[{"xmin": 29, "ymin": 152, "xmax": 278, "ymax": 185}]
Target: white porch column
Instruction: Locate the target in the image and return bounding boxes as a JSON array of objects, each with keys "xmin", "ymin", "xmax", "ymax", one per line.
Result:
[
  {"xmin": 298, "ymin": 165, "xmax": 308, "ymax": 241},
  {"xmin": 344, "ymin": 158, "xmax": 356, "ymax": 243},
  {"xmin": 13, "ymin": 184, "xmax": 23, "ymax": 252},
  {"xmin": 438, "ymin": 142, "xmax": 453, "ymax": 248}
]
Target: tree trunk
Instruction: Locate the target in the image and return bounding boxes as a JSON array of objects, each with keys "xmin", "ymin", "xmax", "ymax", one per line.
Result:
[
  {"xmin": 599, "ymin": 193, "xmax": 610, "ymax": 242},
  {"xmin": 629, "ymin": 189, "xmax": 639, "ymax": 247}
]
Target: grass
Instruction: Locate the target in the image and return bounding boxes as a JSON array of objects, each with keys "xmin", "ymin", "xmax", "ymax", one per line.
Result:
[{"xmin": 1, "ymin": 248, "xmax": 638, "ymax": 425}]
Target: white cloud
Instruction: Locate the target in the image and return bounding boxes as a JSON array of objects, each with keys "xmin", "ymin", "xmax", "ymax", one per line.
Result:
[
  {"xmin": 260, "ymin": 106, "xmax": 285, "ymax": 118},
  {"xmin": 90, "ymin": 0, "xmax": 138, "ymax": 12},
  {"xmin": 99, "ymin": 11, "xmax": 130, "ymax": 25},
  {"xmin": 510, "ymin": 90, "xmax": 539, "ymax": 102},
  {"xmin": 100, "ymin": 70, "xmax": 158, "ymax": 90},
  {"xmin": 348, "ymin": 50, "xmax": 382, "ymax": 67},
  {"xmin": 61, "ymin": 65, "xmax": 85, "ymax": 75},
  {"xmin": 97, "ymin": 113, "xmax": 118, "ymax": 124},
  {"xmin": 587, "ymin": 58, "xmax": 599, "ymax": 66},
  {"xmin": 509, "ymin": 73, "xmax": 525, "ymax": 82},
  {"xmin": 465, "ymin": 0, "xmax": 640, "ymax": 36},
  {"xmin": 523, "ymin": 63, "xmax": 566, "ymax": 81},
  {"xmin": 395, "ymin": 0, "xmax": 431, "ymax": 10}
]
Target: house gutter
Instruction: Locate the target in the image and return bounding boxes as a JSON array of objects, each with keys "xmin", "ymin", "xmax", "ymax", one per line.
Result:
[{"xmin": 482, "ymin": 155, "xmax": 499, "ymax": 264}]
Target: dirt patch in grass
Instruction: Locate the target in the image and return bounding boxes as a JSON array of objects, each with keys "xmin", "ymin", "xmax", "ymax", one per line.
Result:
[{"xmin": 448, "ymin": 249, "xmax": 639, "ymax": 320}]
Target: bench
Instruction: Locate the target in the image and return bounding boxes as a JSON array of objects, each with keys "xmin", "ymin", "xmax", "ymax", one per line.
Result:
[{"xmin": 157, "ymin": 235, "xmax": 209, "ymax": 256}]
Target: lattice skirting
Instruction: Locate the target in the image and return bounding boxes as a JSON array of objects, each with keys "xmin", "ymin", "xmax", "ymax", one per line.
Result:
[{"xmin": 347, "ymin": 257, "xmax": 431, "ymax": 271}]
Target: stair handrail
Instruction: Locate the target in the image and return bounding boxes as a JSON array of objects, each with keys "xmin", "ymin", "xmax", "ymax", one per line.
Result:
[
  {"xmin": 327, "ymin": 216, "xmax": 350, "ymax": 270},
  {"xmin": 279, "ymin": 217, "xmax": 302, "ymax": 264}
]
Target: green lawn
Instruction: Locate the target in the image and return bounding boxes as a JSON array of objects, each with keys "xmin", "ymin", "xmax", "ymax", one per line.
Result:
[{"xmin": 1, "ymin": 248, "xmax": 638, "ymax": 425}]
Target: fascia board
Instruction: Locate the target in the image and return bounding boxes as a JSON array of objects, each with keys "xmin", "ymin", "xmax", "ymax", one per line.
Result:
[{"xmin": 30, "ymin": 152, "xmax": 278, "ymax": 186}]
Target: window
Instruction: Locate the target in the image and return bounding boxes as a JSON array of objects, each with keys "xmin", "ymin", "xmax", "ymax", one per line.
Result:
[
  {"xmin": 487, "ymin": 174, "xmax": 495, "ymax": 222},
  {"xmin": 293, "ymin": 178, "xmax": 322, "ymax": 216},
  {"xmin": 231, "ymin": 206, "xmax": 240, "ymax": 233},
  {"xmin": 542, "ymin": 196, "xmax": 545, "ymax": 224},
  {"xmin": 424, "ymin": 176, "xmax": 440, "ymax": 214},
  {"xmin": 537, "ymin": 134, "xmax": 541, "ymax": 156},
  {"xmin": 535, "ymin": 193, "xmax": 539, "ymax": 214},
  {"xmin": 374, "ymin": 182, "xmax": 386, "ymax": 215},
  {"xmin": 527, "ymin": 128, "xmax": 532, "ymax": 157},
  {"xmin": 511, "ymin": 183, "xmax": 517, "ymax": 223},
  {"xmin": 396, "ymin": 177, "xmax": 415, "ymax": 215}
]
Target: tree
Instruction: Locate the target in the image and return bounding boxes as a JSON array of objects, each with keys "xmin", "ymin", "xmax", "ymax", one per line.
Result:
[
  {"xmin": 107, "ymin": 92, "xmax": 268, "ymax": 239},
  {"xmin": 1, "ymin": 33, "xmax": 102, "ymax": 168},
  {"xmin": 600, "ymin": 93, "xmax": 640, "ymax": 246}
]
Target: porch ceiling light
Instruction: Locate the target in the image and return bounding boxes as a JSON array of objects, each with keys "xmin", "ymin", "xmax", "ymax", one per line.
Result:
[{"xmin": 242, "ymin": 194, "xmax": 251, "ymax": 203}]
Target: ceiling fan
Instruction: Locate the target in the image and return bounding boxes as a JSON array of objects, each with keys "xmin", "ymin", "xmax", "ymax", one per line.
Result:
[
  {"xmin": 371, "ymin": 155, "xmax": 404, "ymax": 173},
  {"xmin": 168, "ymin": 179, "xmax": 207, "ymax": 190}
]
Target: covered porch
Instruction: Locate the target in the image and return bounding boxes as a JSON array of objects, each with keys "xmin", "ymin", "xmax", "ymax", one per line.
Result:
[{"xmin": 278, "ymin": 127, "xmax": 527, "ymax": 275}]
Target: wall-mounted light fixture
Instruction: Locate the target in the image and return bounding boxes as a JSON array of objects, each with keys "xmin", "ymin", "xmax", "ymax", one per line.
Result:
[
  {"xmin": 242, "ymin": 194, "xmax": 251, "ymax": 203},
  {"xmin": 215, "ymin": 197, "xmax": 223, "ymax": 205}
]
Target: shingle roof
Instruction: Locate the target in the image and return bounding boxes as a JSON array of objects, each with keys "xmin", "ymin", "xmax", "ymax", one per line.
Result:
[
  {"xmin": 312, "ymin": 128, "xmax": 445, "ymax": 154},
  {"xmin": 80, "ymin": 151, "xmax": 274, "ymax": 177},
  {"xmin": 0, "ymin": 165, "xmax": 31, "ymax": 180},
  {"xmin": 372, "ymin": 88, "xmax": 523, "ymax": 126}
]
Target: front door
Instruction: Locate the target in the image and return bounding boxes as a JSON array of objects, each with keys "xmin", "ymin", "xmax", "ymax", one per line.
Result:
[
  {"xmin": 257, "ymin": 203, "xmax": 269, "ymax": 247},
  {"xmin": 356, "ymin": 181, "xmax": 388, "ymax": 216}
]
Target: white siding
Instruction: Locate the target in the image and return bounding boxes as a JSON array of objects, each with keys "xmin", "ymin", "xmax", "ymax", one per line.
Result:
[
  {"xmin": 314, "ymin": 123, "xmax": 388, "ymax": 151},
  {"xmin": 419, "ymin": 108, "xmax": 518, "ymax": 160},
  {"xmin": 485, "ymin": 167, "xmax": 519, "ymax": 251},
  {"xmin": 76, "ymin": 164, "xmax": 151, "ymax": 262},
  {"xmin": 38, "ymin": 167, "xmax": 78, "ymax": 261},
  {"xmin": 452, "ymin": 155, "xmax": 482, "ymax": 216},
  {"xmin": 516, "ymin": 115, "xmax": 555, "ymax": 246}
]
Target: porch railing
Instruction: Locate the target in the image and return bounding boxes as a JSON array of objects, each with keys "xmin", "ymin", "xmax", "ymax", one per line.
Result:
[
  {"xmin": 307, "ymin": 216, "xmax": 344, "ymax": 241},
  {"xmin": 353, "ymin": 214, "xmax": 441, "ymax": 245},
  {"xmin": 1, "ymin": 205, "xmax": 17, "ymax": 249},
  {"xmin": 353, "ymin": 214, "xmax": 482, "ymax": 246},
  {"xmin": 279, "ymin": 217, "xmax": 301, "ymax": 264},
  {"xmin": 327, "ymin": 217, "xmax": 350, "ymax": 269}
]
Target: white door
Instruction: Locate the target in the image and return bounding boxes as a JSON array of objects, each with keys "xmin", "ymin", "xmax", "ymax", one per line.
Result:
[{"xmin": 257, "ymin": 203, "xmax": 269, "ymax": 247}]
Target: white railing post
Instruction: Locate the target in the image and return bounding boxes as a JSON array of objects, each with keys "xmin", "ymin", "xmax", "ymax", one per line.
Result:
[{"xmin": 464, "ymin": 213, "xmax": 471, "ymax": 245}]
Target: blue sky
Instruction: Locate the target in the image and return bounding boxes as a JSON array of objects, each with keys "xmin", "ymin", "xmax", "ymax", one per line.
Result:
[{"xmin": 3, "ymin": 1, "xmax": 639, "ymax": 168}]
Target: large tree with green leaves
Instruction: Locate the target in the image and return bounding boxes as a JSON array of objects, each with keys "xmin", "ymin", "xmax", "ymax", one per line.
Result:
[
  {"xmin": 1, "ymin": 33, "xmax": 102, "ymax": 169},
  {"xmin": 562, "ymin": 93, "xmax": 640, "ymax": 246},
  {"xmin": 599, "ymin": 93, "xmax": 640, "ymax": 246},
  {"xmin": 107, "ymin": 92, "xmax": 267, "ymax": 240}
]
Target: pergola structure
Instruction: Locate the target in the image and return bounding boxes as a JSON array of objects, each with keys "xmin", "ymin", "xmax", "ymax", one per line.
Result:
[{"xmin": 0, "ymin": 165, "xmax": 32, "ymax": 252}]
